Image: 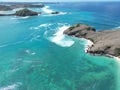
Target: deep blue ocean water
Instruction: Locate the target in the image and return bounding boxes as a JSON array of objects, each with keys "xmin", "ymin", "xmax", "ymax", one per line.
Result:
[{"xmin": 0, "ymin": 2, "xmax": 120, "ymax": 90}]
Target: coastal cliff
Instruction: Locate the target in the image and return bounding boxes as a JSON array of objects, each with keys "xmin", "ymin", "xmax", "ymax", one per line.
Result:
[{"xmin": 64, "ymin": 24, "xmax": 120, "ymax": 58}]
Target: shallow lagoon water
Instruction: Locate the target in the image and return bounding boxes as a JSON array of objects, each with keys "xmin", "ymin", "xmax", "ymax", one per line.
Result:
[{"xmin": 0, "ymin": 2, "xmax": 120, "ymax": 90}]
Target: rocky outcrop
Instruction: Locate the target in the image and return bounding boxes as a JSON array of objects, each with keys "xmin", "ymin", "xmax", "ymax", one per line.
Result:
[
  {"xmin": 64, "ymin": 24, "xmax": 120, "ymax": 58},
  {"xmin": 0, "ymin": 8, "xmax": 40, "ymax": 17},
  {"xmin": 14, "ymin": 8, "xmax": 39, "ymax": 16},
  {"xmin": 51, "ymin": 11, "xmax": 59, "ymax": 14}
]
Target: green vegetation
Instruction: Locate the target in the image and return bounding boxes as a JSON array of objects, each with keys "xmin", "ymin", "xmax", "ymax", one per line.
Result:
[
  {"xmin": 69, "ymin": 24, "xmax": 81, "ymax": 31},
  {"xmin": 88, "ymin": 38, "xmax": 94, "ymax": 43},
  {"xmin": 69, "ymin": 26, "xmax": 75, "ymax": 31},
  {"xmin": 87, "ymin": 27, "xmax": 91, "ymax": 31},
  {"xmin": 75, "ymin": 24, "xmax": 81, "ymax": 27},
  {"xmin": 105, "ymin": 46, "xmax": 111, "ymax": 50},
  {"xmin": 114, "ymin": 48, "xmax": 120, "ymax": 56},
  {"xmin": 87, "ymin": 27, "xmax": 96, "ymax": 31}
]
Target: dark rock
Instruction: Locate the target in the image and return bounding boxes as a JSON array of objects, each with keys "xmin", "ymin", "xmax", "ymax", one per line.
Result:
[{"xmin": 51, "ymin": 11, "xmax": 59, "ymax": 14}]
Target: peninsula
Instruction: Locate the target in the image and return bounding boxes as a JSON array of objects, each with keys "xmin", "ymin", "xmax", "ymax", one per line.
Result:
[{"xmin": 64, "ymin": 24, "xmax": 120, "ymax": 58}]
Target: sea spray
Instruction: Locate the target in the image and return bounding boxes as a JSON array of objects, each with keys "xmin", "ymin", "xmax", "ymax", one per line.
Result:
[
  {"xmin": 42, "ymin": 6, "xmax": 54, "ymax": 14},
  {"xmin": 42, "ymin": 6, "xmax": 68, "ymax": 16},
  {"xmin": 49, "ymin": 25, "xmax": 74, "ymax": 47},
  {"xmin": 84, "ymin": 39, "xmax": 93, "ymax": 53}
]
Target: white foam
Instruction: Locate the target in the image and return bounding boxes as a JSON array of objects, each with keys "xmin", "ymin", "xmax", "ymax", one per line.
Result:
[
  {"xmin": 19, "ymin": 16, "xmax": 30, "ymax": 19},
  {"xmin": 39, "ymin": 24, "xmax": 51, "ymax": 28},
  {"xmin": 12, "ymin": 8, "xmax": 24, "ymax": 12},
  {"xmin": 85, "ymin": 39, "xmax": 93, "ymax": 53},
  {"xmin": 0, "ymin": 82, "xmax": 22, "ymax": 90},
  {"xmin": 11, "ymin": 16, "xmax": 30, "ymax": 20},
  {"xmin": 42, "ymin": 6, "xmax": 54, "ymax": 14},
  {"xmin": 43, "ymin": 12, "xmax": 68, "ymax": 17},
  {"xmin": 30, "ymin": 24, "xmax": 51, "ymax": 30},
  {"xmin": 34, "ymin": 27, "xmax": 39, "ymax": 30},
  {"xmin": 113, "ymin": 26, "xmax": 120, "ymax": 30},
  {"xmin": 49, "ymin": 25, "xmax": 74, "ymax": 47},
  {"xmin": 25, "ymin": 49, "xmax": 36, "ymax": 55},
  {"xmin": 59, "ymin": 12, "xmax": 68, "ymax": 15}
]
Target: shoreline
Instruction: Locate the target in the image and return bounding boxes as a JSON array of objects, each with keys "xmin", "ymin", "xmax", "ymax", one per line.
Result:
[
  {"xmin": 64, "ymin": 24, "xmax": 120, "ymax": 58},
  {"xmin": 85, "ymin": 39, "xmax": 120, "ymax": 61}
]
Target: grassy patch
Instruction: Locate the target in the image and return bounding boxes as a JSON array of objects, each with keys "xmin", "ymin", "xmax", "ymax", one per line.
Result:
[
  {"xmin": 69, "ymin": 26, "xmax": 75, "ymax": 31},
  {"xmin": 114, "ymin": 48, "xmax": 120, "ymax": 56},
  {"xmin": 69, "ymin": 24, "xmax": 81, "ymax": 31}
]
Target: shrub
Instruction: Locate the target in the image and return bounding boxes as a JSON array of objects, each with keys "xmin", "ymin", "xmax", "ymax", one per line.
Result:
[
  {"xmin": 105, "ymin": 46, "xmax": 111, "ymax": 50},
  {"xmin": 75, "ymin": 24, "xmax": 80, "ymax": 27},
  {"xmin": 69, "ymin": 26, "xmax": 75, "ymax": 31},
  {"xmin": 87, "ymin": 38, "xmax": 94, "ymax": 43},
  {"xmin": 114, "ymin": 48, "xmax": 120, "ymax": 56}
]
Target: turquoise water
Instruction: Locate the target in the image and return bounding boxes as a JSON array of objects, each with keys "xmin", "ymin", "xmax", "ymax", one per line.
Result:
[{"xmin": 0, "ymin": 2, "xmax": 120, "ymax": 90}]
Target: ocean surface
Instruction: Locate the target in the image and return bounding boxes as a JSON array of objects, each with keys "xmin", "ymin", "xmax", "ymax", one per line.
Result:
[{"xmin": 0, "ymin": 2, "xmax": 120, "ymax": 90}]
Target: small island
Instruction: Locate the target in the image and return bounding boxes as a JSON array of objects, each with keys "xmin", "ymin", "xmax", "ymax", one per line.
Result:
[
  {"xmin": 0, "ymin": 8, "xmax": 40, "ymax": 16},
  {"xmin": 0, "ymin": 3, "xmax": 44, "ymax": 16},
  {"xmin": 64, "ymin": 24, "xmax": 120, "ymax": 58},
  {"xmin": 14, "ymin": 8, "xmax": 39, "ymax": 16}
]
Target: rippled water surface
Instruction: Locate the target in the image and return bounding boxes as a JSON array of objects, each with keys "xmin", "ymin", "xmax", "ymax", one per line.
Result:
[{"xmin": 0, "ymin": 2, "xmax": 120, "ymax": 90}]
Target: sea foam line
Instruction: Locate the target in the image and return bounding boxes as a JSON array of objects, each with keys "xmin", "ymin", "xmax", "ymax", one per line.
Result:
[
  {"xmin": 0, "ymin": 82, "xmax": 22, "ymax": 90},
  {"xmin": 42, "ymin": 6, "xmax": 68, "ymax": 16},
  {"xmin": 30, "ymin": 24, "xmax": 51, "ymax": 30},
  {"xmin": 84, "ymin": 39, "xmax": 94, "ymax": 53}
]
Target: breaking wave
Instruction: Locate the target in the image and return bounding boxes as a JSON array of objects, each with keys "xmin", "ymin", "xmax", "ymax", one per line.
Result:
[
  {"xmin": 42, "ymin": 6, "xmax": 54, "ymax": 14},
  {"xmin": 30, "ymin": 23, "xmax": 51, "ymax": 30},
  {"xmin": 49, "ymin": 25, "xmax": 74, "ymax": 47}
]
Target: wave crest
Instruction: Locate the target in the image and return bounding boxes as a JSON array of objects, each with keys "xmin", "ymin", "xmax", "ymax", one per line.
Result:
[
  {"xmin": 42, "ymin": 6, "xmax": 54, "ymax": 14},
  {"xmin": 49, "ymin": 25, "xmax": 74, "ymax": 47}
]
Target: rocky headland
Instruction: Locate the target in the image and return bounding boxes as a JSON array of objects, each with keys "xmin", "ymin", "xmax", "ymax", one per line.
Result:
[{"xmin": 63, "ymin": 24, "xmax": 120, "ymax": 58}]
